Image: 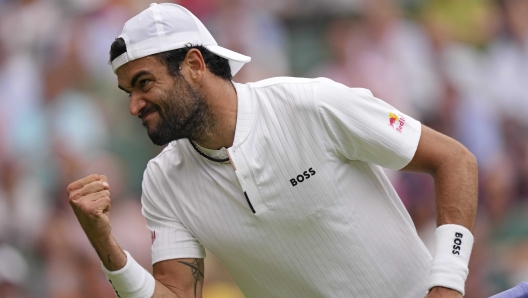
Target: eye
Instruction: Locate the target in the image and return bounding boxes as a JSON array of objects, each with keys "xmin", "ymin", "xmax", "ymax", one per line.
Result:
[{"xmin": 139, "ymin": 79, "xmax": 150, "ymax": 90}]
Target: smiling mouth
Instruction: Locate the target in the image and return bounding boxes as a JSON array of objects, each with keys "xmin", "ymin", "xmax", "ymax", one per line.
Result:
[
  {"xmin": 139, "ymin": 105, "xmax": 158, "ymax": 120},
  {"xmin": 140, "ymin": 111, "xmax": 158, "ymax": 124},
  {"xmin": 141, "ymin": 110, "xmax": 155, "ymax": 119}
]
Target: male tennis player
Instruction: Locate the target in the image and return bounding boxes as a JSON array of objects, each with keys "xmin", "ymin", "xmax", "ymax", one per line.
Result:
[{"xmin": 67, "ymin": 3, "xmax": 478, "ymax": 298}]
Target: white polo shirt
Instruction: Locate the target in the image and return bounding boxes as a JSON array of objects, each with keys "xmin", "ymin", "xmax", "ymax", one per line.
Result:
[{"xmin": 141, "ymin": 77, "xmax": 432, "ymax": 298}]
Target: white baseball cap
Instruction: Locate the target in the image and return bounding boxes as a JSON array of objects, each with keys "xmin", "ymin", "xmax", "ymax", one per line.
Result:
[{"xmin": 111, "ymin": 3, "xmax": 251, "ymax": 75}]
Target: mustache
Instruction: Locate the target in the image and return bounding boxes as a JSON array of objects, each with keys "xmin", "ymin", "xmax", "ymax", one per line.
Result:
[{"xmin": 138, "ymin": 104, "xmax": 160, "ymax": 119}]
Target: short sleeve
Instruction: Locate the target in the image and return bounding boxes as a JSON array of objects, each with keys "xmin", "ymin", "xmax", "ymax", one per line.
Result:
[
  {"xmin": 141, "ymin": 163, "xmax": 206, "ymax": 265},
  {"xmin": 315, "ymin": 78, "xmax": 421, "ymax": 170}
]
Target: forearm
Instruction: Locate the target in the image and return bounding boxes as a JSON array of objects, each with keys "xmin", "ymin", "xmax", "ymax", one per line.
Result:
[
  {"xmin": 432, "ymin": 146, "xmax": 478, "ymax": 231},
  {"xmin": 90, "ymin": 233, "xmax": 127, "ymax": 271},
  {"xmin": 429, "ymin": 141, "xmax": 477, "ymax": 297},
  {"xmin": 153, "ymin": 281, "xmax": 184, "ymax": 298}
]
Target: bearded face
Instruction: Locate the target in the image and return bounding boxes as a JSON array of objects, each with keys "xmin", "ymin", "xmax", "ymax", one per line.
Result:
[{"xmin": 139, "ymin": 76, "xmax": 212, "ymax": 146}]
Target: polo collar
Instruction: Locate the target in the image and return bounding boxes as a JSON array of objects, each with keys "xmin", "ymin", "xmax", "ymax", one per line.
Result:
[{"xmin": 232, "ymin": 82, "xmax": 254, "ymax": 147}]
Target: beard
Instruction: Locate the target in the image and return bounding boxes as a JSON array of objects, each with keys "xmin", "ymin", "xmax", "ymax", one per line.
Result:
[{"xmin": 140, "ymin": 77, "xmax": 213, "ymax": 146}]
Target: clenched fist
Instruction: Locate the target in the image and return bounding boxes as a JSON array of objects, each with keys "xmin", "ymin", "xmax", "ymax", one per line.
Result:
[{"xmin": 67, "ymin": 174, "xmax": 113, "ymax": 243}]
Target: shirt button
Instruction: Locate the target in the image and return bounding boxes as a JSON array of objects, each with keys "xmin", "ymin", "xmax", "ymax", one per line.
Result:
[{"xmin": 243, "ymin": 175, "xmax": 248, "ymax": 181}]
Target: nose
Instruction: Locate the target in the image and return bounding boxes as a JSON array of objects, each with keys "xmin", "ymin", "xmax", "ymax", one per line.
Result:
[{"xmin": 129, "ymin": 93, "xmax": 147, "ymax": 116}]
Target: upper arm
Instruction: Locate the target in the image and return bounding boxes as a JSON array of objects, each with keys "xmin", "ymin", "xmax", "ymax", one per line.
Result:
[
  {"xmin": 400, "ymin": 125, "xmax": 478, "ymax": 230},
  {"xmin": 154, "ymin": 258, "xmax": 205, "ymax": 298},
  {"xmin": 400, "ymin": 124, "xmax": 476, "ymax": 174}
]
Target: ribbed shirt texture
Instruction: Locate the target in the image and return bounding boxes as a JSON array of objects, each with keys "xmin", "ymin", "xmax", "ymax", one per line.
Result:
[{"xmin": 141, "ymin": 77, "xmax": 431, "ymax": 298}]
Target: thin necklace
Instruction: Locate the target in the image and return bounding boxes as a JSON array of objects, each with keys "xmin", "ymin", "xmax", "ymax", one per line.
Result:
[{"xmin": 188, "ymin": 139, "xmax": 230, "ymax": 163}]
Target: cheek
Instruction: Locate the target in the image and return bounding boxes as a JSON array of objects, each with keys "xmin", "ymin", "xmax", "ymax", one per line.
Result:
[
  {"xmin": 144, "ymin": 88, "xmax": 168, "ymax": 109},
  {"xmin": 155, "ymin": 92, "xmax": 178, "ymax": 115}
]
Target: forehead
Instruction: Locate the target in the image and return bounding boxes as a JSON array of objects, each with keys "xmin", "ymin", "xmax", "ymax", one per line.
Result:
[{"xmin": 116, "ymin": 56, "xmax": 166, "ymax": 87}]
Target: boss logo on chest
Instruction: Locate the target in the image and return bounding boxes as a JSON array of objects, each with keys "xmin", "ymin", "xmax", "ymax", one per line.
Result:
[{"xmin": 290, "ymin": 168, "xmax": 316, "ymax": 186}]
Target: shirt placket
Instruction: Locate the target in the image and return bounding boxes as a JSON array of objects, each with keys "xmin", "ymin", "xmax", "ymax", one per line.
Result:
[{"xmin": 227, "ymin": 146, "xmax": 264, "ymax": 214}]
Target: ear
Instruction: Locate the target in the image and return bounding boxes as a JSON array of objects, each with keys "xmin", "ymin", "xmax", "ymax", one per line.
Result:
[{"xmin": 182, "ymin": 48, "xmax": 206, "ymax": 83}]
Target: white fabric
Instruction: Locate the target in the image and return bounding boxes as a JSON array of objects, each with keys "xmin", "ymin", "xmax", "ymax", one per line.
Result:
[
  {"xmin": 102, "ymin": 250, "xmax": 155, "ymax": 298},
  {"xmin": 428, "ymin": 224, "xmax": 474, "ymax": 295},
  {"xmin": 141, "ymin": 77, "xmax": 432, "ymax": 297},
  {"xmin": 111, "ymin": 3, "xmax": 251, "ymax": 74}
]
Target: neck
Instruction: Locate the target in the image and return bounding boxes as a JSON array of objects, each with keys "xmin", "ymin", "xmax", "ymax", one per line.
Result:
[{"xmin": 192, "ymin": 78, "xmax": 238, "ymax": 150}]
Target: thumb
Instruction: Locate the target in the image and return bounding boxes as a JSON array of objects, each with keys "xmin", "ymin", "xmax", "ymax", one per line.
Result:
[{"xmin": 100, "ymin": 175, "xmax": 109, "ymax": 189}]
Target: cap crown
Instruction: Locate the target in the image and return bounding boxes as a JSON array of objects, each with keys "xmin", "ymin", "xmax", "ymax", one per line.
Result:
[{"xmin": 112, "ymin": 3, "xmax": 250, "ymax": 75}]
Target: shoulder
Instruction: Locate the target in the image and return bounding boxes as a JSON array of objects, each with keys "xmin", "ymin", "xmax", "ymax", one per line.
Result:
[
  {"xmin": 143, "ymin": 140, "xmax": 188, "ymax": 182},
  {"xmin": 246, "ymin": 77, "xmax": 373, "ymax": 98},
  {"xmin": 314, "ymin": 78, "xmax": 373, "ymax": 98},
  {"xmin": 141, "ymin": 140, "xmax": 191, "ymax": 208},
  {"xmin": 248, "ymin": 76, "xmax": 324, "ymax": 88}
]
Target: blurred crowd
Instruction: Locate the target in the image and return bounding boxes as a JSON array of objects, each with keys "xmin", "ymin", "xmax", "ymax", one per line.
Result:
[{"xmin": 0, "ymin": 0, "xmax": 527, "ymax": 297}]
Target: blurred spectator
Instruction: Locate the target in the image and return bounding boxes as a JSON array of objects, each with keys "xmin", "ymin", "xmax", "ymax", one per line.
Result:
[
  {"xmin": 0, "ymin": 244, "xmax": 29, "ymax": 298},
  {"xmin": 420, "ymin": 0, "xmax": 504, "ymax": 166},
  {"xmin": 488, "ymin": 0, "xmax": 528, "ymax": 120},
  {"xmin": 487, "ymin": 0, "xmax": 528, "ymax": 200},
  {"xmin": 314, "ymin": 0, "xmax": 441, "ymax": 119},
  {"xmin": 0, "ymin": 0, "xmax": 57, "ymax": 164},
  {"xmin": 205, "ymin": 0, "xmax": 290, "ymax": 82},
  {"xmin": 0, "ymin": 159, "xmax": 50, "ymax": 249},
  {"xmin": 203, "ymin": 252, "xmax": 245, "ymax": 298},
  {"xmin": 74, "ymin": 4, "xmax": 133, "ymax": 84}
]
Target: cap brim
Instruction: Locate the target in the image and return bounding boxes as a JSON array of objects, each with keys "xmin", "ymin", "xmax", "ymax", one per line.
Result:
[
  {"xmin": 205, "ymin": 45, "xmax": 251, "ymax": 76},
  {"xmin": 111, "ymin": 52, "xmax": 129, "ymax": 73},
  {"xmin": 112, "ymin": 44, "xmax": 251, "ymax": 76}
]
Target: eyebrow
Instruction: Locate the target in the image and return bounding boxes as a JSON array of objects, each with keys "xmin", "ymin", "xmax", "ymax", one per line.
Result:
[{"xmin": 117, "ymin": 70, "xmax": 152, "ymax": 92}]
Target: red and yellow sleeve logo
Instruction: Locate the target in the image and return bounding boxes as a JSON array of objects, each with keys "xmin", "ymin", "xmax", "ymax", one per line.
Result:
[
  {"xmin": 389, "ymin": 112, "xmax": 399, "ymax": 127},
  {"xmin": 389, "ymin": 112, "xmax": 406, "ymax": 132}
]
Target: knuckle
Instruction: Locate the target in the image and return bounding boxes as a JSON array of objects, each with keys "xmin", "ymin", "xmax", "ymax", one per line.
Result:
[
  {"xmin": 77, "ymin": 187, "xmax": 87, "ymax": 197},
  {"xmin": 95, "ymin": 190, "xmax": 108, "ymax": 198},
  {"xmin": 69, "ymin": 192, "xmax": 80, "ymax": 202},
  {"xmin": 83, "ymin": 182, "xmax": 99, "ymax": 193},
  {"xmin": 88, "ymin": 181, "xmax": 104, "ymax": 191}
]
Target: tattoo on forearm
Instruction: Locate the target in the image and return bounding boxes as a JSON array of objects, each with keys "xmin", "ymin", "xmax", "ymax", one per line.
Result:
[{"xmin": 177, "ymin": 259, "xmax": 203, "ymax": 298}]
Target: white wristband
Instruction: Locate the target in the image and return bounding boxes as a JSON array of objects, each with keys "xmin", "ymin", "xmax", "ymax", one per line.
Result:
[
  {"xmin": 428, "ymin": 224, "xmax": 474, "ymax": 296},
  {"xmin": 102, "ymin": 251, "xmax": 155, "ymax": 298}
]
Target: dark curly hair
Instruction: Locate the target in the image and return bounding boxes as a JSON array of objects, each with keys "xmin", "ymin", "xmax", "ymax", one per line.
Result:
[{"xmin": 109, "ymin": 38, "xmax": 232, "ymax": 81}]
